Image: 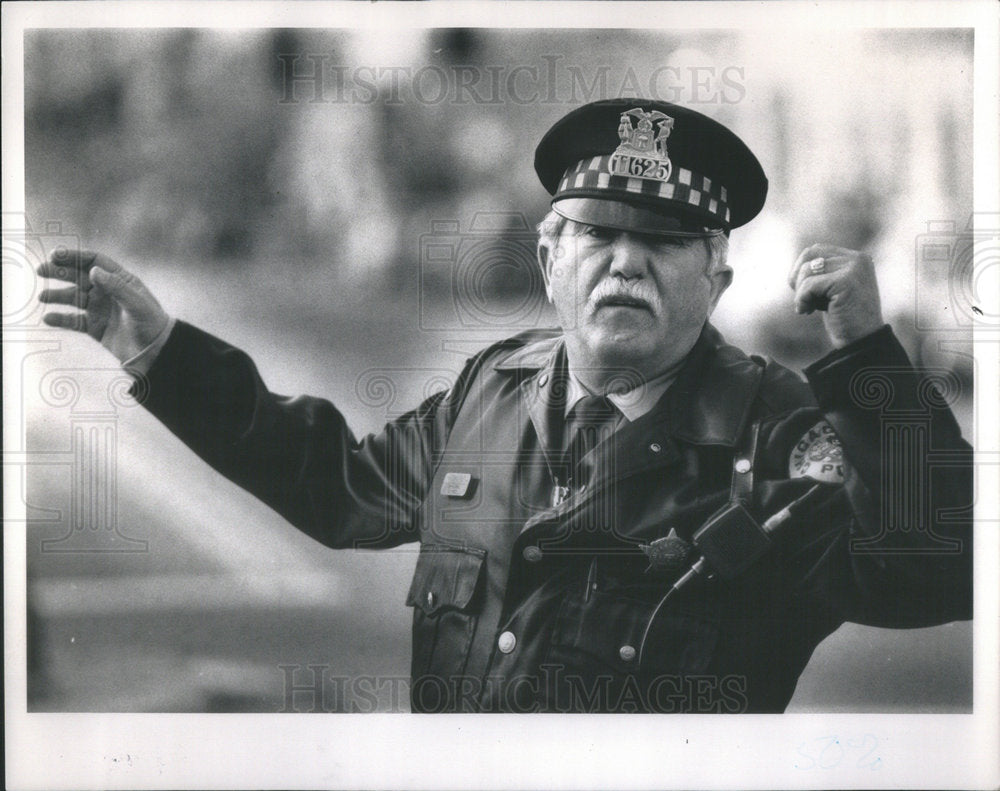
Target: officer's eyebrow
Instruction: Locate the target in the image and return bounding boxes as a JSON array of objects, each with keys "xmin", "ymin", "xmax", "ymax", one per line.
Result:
[
  {"xmin": 579, "ymin": 223, "xmax": 698, "ymax": 247},
  {"xmin": 563, "ymin": 221, "xmax": 622, "ymax": 240},
  {"xmin": 650, "ymin": 233, "xmax": 700, "ymax": 248},
  {"xmin": 562, "ymin": 219, "xmax": 600, "ymax": 236},
  {"xmin": 559, "ymin": 220, "xmax": 703, "ymax": 251}
]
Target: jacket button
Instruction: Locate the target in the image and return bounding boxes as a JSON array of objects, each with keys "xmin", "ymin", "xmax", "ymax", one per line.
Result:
[
  {"xmin": 649, "ymin": 442, "xmax": 662, "ymax": 453},
  {"xmin": 498, "ymin": 631, "xmax": 517, "ymax": 654},
  {"xmin": 619, "ymin": 644, "xmax": 637, "ymax": 662},
  {"xmin": 734, "ymin": 458, "xmax": 752, "ymax": 474},
  {"xmin": 426, "ymin": 591, "xmax": 436, "ymax": 608},
  {"xmin": 522, "ymin": 545, "xmax": 543, "ymax": 563}
]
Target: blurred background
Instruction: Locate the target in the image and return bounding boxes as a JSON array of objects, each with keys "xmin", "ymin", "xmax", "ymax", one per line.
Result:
[{"xmin": 17, "ymin": 27, "xmax": 975, "ymax": 712}]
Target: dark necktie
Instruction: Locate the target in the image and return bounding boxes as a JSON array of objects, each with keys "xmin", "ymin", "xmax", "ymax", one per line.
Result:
[{"xmin": 563, "ymin": 394, "xmax": 619, "ymax": 483}]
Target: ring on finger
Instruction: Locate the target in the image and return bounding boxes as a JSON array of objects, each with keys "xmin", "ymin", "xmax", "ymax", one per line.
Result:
[{"xmin": 808, "ymin": 258, "xmax": 825, "ymax": 274}]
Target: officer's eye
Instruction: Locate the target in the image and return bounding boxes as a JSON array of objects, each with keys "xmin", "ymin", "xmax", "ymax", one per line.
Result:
[
  {"xmin": 654, "ymin": 235, "xmax": 697, "ymax": 249},
  {"xmin": 580, "ymin": 225, "xmax": 616, "ymax": 242}
]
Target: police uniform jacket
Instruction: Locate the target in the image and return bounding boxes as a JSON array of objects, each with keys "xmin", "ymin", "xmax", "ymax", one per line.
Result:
[{"xmin": 136, "ymin": 320, "xmax": 972, "ymax": 712}]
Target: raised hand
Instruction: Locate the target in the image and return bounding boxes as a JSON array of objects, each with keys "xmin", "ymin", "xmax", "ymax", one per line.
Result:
[
  {"xmin": 37, "ymin": 250, "xmax": 170, "ymax": 362},
  {"xmin": 788, "ymin": 244, "xmax": 884, "ymax": 348}
]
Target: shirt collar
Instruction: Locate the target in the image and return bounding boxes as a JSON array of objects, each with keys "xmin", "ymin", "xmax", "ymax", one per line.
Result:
[
  {"xmin": 493, "ymin": 324, "xmax": 766, "ymax": 446},
  {"xmin": 563, "ymin": 363, "xmax": 682, "ymax": 422}
]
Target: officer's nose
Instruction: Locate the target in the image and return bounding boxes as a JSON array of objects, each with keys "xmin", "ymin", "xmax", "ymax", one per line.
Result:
[{"xmin": 607, "ymin": 233, "xmax": 651, "ymax": 280}]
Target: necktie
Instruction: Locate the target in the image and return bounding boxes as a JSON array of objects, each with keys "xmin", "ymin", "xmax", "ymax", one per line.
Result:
[{"xmin": 563, "ymin": 394, "xmax": 619, "ymax": 483}]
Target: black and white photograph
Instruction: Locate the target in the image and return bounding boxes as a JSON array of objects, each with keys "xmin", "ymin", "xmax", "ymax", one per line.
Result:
[{"xmin": 4, "ymin": 1, "xmax": 998, "ymax": 788}]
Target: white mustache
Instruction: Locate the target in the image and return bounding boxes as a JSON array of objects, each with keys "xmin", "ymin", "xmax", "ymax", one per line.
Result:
[{"xmin": 589, "ymin": 280, "xmax": 661, "ymax": 312}]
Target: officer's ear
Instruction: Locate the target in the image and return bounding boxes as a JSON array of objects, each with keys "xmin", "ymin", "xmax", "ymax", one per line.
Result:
[
  {"xmin": 537, "ymin": 239, "xmax": 555, "ymax": 303},
  {"xmin": 707, "ymin": 264, "xmax": 733, "ymax": 315}
]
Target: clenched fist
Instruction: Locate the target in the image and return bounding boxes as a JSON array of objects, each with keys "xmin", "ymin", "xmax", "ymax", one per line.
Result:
[
  {"xmin": 788, "ymin": 244, "xmax": 884, "ymax": 348},
  {"xmin": 37, "ymin": 250, "xmax": 170, "ymax": 362}
]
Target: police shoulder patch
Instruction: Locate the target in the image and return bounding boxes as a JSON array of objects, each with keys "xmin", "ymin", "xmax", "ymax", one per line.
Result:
[{"xmin": 788, "ymin": 420, "xmax": 845, "ymax": 483}]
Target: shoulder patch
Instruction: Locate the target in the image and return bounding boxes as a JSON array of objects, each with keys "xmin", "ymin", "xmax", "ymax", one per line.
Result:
[{"xmin": 788, "ymin": 420, "xmax": 845, "ymax": 483}]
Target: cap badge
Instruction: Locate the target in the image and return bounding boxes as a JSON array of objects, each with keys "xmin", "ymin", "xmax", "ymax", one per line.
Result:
[{"xmin": 609, "ymin": 108, "xmax": 674, "ymax": 184}]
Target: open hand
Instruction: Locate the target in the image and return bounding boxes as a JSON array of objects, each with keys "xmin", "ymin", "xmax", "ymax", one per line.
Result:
[{"xmin": 37, "ymin": 250, "xmax": 169, "ymax": 362}]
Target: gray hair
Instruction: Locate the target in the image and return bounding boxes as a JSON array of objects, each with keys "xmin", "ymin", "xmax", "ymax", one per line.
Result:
[{"xmin": 537, "ymin": 209, "xmax": 730, "ymax": 276}]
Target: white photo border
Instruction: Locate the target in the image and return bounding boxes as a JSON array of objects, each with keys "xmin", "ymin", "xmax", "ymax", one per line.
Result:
[{"xmin": 3, "ymin": 2, "xmax": 998, "ymax": 789}]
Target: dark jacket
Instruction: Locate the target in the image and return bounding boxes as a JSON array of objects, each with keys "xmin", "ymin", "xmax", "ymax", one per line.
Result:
[{"xmin": 137, "ymin": 321, "xmax": 972, "ymax": 712}]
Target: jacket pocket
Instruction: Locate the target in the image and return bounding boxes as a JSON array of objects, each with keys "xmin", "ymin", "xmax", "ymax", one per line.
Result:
[
  {"xmin": 546, "ymin": 589, "xmax": 722, "ymax": 712},
  {"xmin": 552, "ymin": 589, "xmax": 718, "ymax": 677},
  {"xmin": 405, "ymin": 544, "xmax": 487, "ymax": 689}
]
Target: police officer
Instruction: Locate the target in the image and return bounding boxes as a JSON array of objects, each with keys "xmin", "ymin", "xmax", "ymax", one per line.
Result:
[{"xmin": 38, "ymin": 99, "xmax": 972, "ymax": 712}]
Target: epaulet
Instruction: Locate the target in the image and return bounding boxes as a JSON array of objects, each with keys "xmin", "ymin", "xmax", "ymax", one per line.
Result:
[
  {"xmin": 445, "ymin": 329, "xmax": 560, "ymax": 399},
  {"xmin": 488, "ymin": 327, "xmax": 561, "ymax": 356},
  {"xmin": 489, "ymin": 328, "xmax": 562, "ymax": 371},
  {"xmin": 752, "ymin": 354, "xmax": 816, "ymax": 415},
  {"xmin": 435, "ymin": 329, "xmax": 559, "ymax": 422}
]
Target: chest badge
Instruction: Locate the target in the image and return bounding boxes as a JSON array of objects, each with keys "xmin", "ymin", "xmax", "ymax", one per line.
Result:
[
  {"xmin": 441, "ymin": 472, "xmax": 475, "ymax": 498},
  {"xmin": 789, "ymin": 420, "xmax": 846, "ymax": 484}
]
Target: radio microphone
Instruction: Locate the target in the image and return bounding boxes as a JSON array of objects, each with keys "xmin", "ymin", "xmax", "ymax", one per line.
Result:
[
  {"xmin": 637, "ymin": 482, "xmax": 831, "ymax": 666},
  {"xmin": 678, "ymin": 482, "xmax": 830, "ymax": 590}
]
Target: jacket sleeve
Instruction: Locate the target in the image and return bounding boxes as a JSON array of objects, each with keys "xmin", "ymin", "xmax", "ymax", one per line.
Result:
[
  {"xmin": 132, "ymin": 320, "xmax": 472, "ymax": 550},
  {"xmin": 766, "ymin": 326, "xmax": 973, "ymax": 627}
]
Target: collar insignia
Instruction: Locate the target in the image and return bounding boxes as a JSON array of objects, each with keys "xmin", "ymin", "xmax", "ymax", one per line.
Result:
[{"xmin": 609, "ymin": 108, "xmax": 675, "ymax": 183}]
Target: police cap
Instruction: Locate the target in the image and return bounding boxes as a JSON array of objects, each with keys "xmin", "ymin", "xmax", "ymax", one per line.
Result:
[{"xmin": 534, "ymin": 99, "xmax": 767, "ymax": 236}]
